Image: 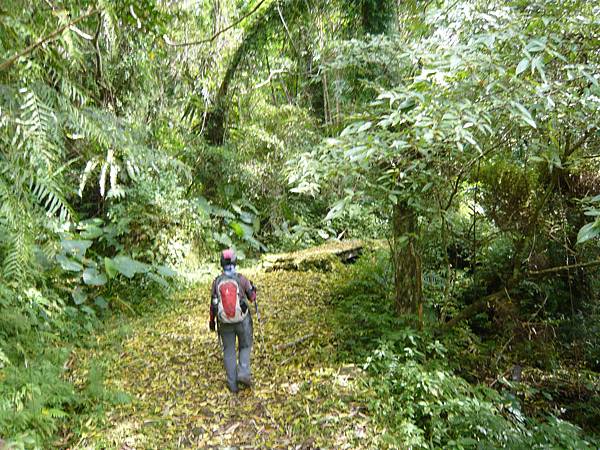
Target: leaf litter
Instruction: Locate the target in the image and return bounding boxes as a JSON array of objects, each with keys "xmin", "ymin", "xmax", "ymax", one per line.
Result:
[{"xmin": 69, "ymin": 250, "xmax": 378, "ymax": 449}]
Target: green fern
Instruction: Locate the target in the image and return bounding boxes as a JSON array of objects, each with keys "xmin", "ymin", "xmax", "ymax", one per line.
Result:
[
  {"xmin": 30, "ymin": 177, "xmax": 72, "ymax": 222},
  {"xmin": 17, "ymin": 87, "xmax": 62, "ymax": 162},
  {"xmin": 2, "ymin": 223, "xmax": 30, "ymax": 283}
]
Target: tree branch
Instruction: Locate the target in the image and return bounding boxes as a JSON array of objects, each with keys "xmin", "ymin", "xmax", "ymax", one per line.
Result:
[
  {"xmin": 528, "ymin": 258, "xmax": 600, "ymax": 276},
  {"xmin": 163, "ymin": 0, "xmax": 268, "ymax": 48},
  {"xmin": 70, "ymin": 25, "xmax": 94, "ymax": 41},
  {"xmin": 440, "ymin": 256, "xmax": 600, "ymax": 333},
  {"xmin": 439, "ymin": 289, "xmax": 507, "ymax": 334},
  {"xmin": 564, "ymin": 128, "xmax": 593, "ymax": 160},
  {"xmin": 0, "ymin": 8, "xmax": 100, "ymax": 72},
  {"xmin": 274, "ymin": 333, "xmax": 314, "ymax": 350},
  {"xmin": 277, "ymin": 3, "xmax": 300, "ymax": 57},
  {"xmin": 93, "ymin": 13, "xmax": 103, "ymax": 83},
  {"xmin": 244, "ymin": 68, "xmax": 288, "ymax": 93}
]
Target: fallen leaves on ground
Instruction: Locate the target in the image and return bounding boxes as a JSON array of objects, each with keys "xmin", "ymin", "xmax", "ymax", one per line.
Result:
[{"xmin": 69, "ymin": 265, "xmax": 377, "ymax": 449}]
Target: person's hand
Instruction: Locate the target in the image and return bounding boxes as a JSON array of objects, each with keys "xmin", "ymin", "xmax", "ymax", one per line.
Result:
[{"xmin": 209, "ymin": 320, "xmax": 216, "ymax": 332}]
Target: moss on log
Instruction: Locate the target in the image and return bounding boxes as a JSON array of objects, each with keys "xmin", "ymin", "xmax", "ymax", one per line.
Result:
[{"xmin": 262, "ymin": 240, "xmax": 365, "ymax": 272}]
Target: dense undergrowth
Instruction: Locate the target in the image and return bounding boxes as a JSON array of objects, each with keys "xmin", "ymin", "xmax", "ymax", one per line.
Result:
[
  {"xmin": 331, "ymin": 249, "xmax": 600, "ymax": 448},
  {"xmin": 0, "ymin": 286, "xmax": 121, "ymax": 447}
]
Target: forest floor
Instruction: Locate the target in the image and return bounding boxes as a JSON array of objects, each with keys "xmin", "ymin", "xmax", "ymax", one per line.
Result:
[{"xmin": 69, "ymin": 247, "xmax": 377, "ymax": 449}]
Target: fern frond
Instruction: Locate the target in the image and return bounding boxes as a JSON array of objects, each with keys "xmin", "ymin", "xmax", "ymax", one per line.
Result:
[
  {"xmin": 0, "ymin": 172, "xmax": 30, "ymax": 285},
  {"xmin": 42, "ymin": 407, "xmax": 68, "ymax": 419},
  {"xmin": 47, "ymin": 66, "xmax": 87, "ymax": 107},
  {"xmin": 29, "ymin": 175, "xmax": 73, "ymax": 222},
  {"xmin": 14, "ymin": 86, "xmax": 66, "ymax": 173},
  {"xmin": 99, "ymin": 6, "xmax": 117, "ymax": 57},
  {"xmin": 72, "ymin": 107, "xmax": 121, "ymax": 149},
  {"xmin": 2, "ymin": 222, "xmax": 31, "ymax": 283},
  {"xmin": 0, "ymin": 172, "xmax": 18, "ymax": 225}
]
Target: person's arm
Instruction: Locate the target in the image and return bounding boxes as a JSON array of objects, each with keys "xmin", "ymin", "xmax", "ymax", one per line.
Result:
[{"xmin": 239, "ymin": 275, "xmax": 257, "ymax": 302}]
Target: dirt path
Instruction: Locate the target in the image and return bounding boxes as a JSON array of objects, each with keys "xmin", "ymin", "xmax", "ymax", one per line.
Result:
[{"xmin": 72, "ymin": 267, "xmax": 374, "ymax": 449}]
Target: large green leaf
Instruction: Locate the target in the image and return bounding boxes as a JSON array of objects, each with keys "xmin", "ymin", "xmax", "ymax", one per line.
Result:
[
  {"xmin": 156, "ymin": 265, "xmax": 177, "ymax": 278},
  {"xmin": 577, "ymin": 221, "xmax": 600, "ymax": 244},
  {"xmin": 110, "ymin": 255, "xmax": 149, "ymax": 278},
  {"xmin": 61, "ymin": 239, "xmax": 93, "ymax": 258},
  {"xmin": 230, "ymin": 221, "xmax": 245, "ymax": 238},
  {"xmin": 83, "ymin": 268, "xmax": 107, "ymax": 286},
  {"xmin": 80, "ymin": 225, "xmax": 104, "ymax": 240},
  {"xmin": 94, "ymin": 296, "xmax": 108, "ymax": 309},
  {"xmin": 56, "ymin": 254, "xmax": 83, "ymax": 272},
  {"xmin": 104, "ymin": 257, "xmax": 119, "ymax": 278},
  {"xmin": 72, "ymin": 287, "xmax": 87, "ymax": 305},
  {"xmin": 510, "ymin": 101, "xmax": 536, "ymax": 128},
  {"xmin": 516, "ymin": 58, "xmax": 529, "ymax": 75}
]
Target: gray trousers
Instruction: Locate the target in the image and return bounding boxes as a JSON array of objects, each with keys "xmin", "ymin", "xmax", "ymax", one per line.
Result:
[{"xmin": 219, "ymin": 314, "xmax": 253, "ymax": 392}]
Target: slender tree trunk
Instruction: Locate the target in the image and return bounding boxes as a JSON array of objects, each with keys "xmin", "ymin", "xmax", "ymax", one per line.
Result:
[
  {"xmin": 304, "ymin": 48, "xmax": 325, "ymax": 122},
  {"xmin": 361, "ymin": 0, "xmax": 394, "ymax": 35},
  {"xmin": 391, "ymin": 199, "xmax": 423, "ymax": 317},
  {"xmin": 203, "ymin": 0, "xmax": 310, "ymax": 144},
  {"xmin": 204, "ymin": 44, "xmax": 243, "ymax": 144}
]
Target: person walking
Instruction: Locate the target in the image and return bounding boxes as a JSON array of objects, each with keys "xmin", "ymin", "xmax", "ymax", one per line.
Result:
[{"xmin": 209, "ymin": 249, "xmax": 256, "ymax": 393}]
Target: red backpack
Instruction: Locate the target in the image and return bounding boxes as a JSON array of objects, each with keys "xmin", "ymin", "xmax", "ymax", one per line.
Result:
[{"xmin": 215, "ymin": 274, "xmax": 247, "ymax": 324}]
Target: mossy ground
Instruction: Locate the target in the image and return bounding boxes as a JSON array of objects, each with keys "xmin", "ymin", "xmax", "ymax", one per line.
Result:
[{"xmin": 69, "ymin": 264, "xmax": 375, "ymax": 449}]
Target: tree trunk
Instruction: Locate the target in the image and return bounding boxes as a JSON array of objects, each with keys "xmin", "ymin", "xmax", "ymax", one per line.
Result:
[
  {"xmin": 391, "ymin": 199, "xmax": 423, "ymax": 317},
  {"xmin": 203, "ymin": 0, "xmax": 310, "ymax": 144},
  {"xmin": 361, "ymin": 0, "xmax": 394, "ymax": 34},
  {"xmin": 204, "ymin": 25, "xmax": 251, "ymax": 145}
]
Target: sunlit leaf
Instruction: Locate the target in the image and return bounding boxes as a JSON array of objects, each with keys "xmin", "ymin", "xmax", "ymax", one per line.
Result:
[
  {"xmin": 57, "ymin": 254, "xmax": 83, "ymax": 272},
  {"xmin": 72, "ymin": 286, "xmax": 87, "ymax": 305},
  {"xmin": 577, "ymin": 221, "xmax": 600, "ymax": 244},
  {"xmin": 83, "ymin": 268, "xmax": 107, "ymax": 286},
  {"xmin": 511, "ymin": 101, "xmax": 537, "ymax": 128},
  {"xmin": 61, "ymin": 239, "xmax": 92, "ymax": 257},
  {"xmin": 110, "ymin": 255, "xmax": 149, "ymax": 278},
  {"xmin": 104, "ymin": 257, "xmax": 118, "ymax": 278},
  {"xmin": 516, "ymin": 58, "xmax": 529, "ymax": 75}
]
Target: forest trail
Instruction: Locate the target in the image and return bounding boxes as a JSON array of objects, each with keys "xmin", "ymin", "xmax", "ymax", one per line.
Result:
[{"xmin": 73, "ymin": 248, "xmax": 375, "ymax": 449}]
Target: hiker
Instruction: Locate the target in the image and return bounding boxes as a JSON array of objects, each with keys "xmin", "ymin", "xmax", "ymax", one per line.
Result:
[{"xmin": 209, "ymin": 249, "xmax": 257, "ymax": 393}]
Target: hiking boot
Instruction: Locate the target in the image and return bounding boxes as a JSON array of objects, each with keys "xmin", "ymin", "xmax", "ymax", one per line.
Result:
[{"xmin": 237, "ymin": 376, "xmax": 252, "ymax": 388}]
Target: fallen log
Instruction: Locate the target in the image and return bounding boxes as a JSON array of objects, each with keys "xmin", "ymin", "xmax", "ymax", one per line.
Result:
[{"xmin": 262, "ymin": 240, "xmax": 364, "ymax": 272}]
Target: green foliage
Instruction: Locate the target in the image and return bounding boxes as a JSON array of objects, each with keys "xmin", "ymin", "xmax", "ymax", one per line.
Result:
[
  {"xmin": 0, "ymin": 282, "xmax": 130, "ymax": 448},
  {"xmin": 0, "ymin": 2, "xmax": 188, "ymax": 446},
  {"xmin": 330, "ymin": 249, "xmax": 399, "ymax": 356},
  {"xmin": 364, "ymin": 342, "xmax": 596, "ymax": 449},
  {"xmin": 577, "ymin": 194, "xmax": 600, "ymax": 244},
  {"xmin": 333, "ymin": 251, "xmax": 598, "ymax": 448},
  {"xmin": 1, "ymin": 0, "xmax": 599, "ymax": 445}
]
